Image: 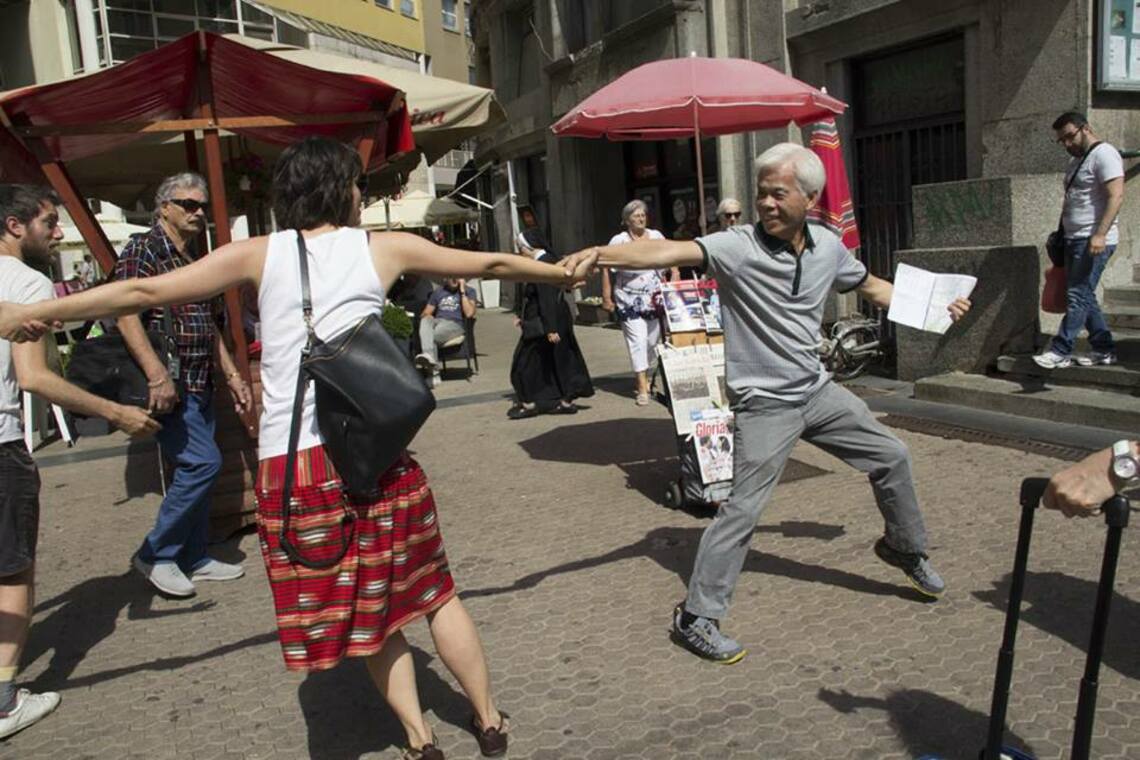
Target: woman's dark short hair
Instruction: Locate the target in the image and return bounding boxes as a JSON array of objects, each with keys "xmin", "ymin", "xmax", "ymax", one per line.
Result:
[
  {"xmin": 272, "ymin": 137, "xmax": 362, "ymax": 230},
  {"xmin": 0, "ymin": 184, "xmax": 61, "ymax": 238},
  {"xmin": 1052, "ymin": 111, "xmax": 1088, "ymax": 131}
]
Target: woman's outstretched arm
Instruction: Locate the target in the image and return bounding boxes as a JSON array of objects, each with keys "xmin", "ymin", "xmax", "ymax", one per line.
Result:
[
  {"xmin": 0, "ymin": 238, "xmax": 265, "ymax": 340},
  {"xmin": 370, "ymin": 232, "xmax": 596, "ymax": 290}
]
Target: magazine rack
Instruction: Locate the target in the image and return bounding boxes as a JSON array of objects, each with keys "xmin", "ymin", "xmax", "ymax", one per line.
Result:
[{"xmin": 656, "ymin": 279, "xmax": 731, "ymax": 509}]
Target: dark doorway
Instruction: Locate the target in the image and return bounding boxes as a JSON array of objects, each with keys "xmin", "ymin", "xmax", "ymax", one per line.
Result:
[{"xmin": 852, "ymin": 35, "xmax": 968, "ymax": 284}]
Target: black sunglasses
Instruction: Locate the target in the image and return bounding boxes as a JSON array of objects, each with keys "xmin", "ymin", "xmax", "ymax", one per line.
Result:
[
  {"xmin": 166, "ymin": 198, "xmax": 208, "ymax": 214},
  {"xmin": 355, "ymin": 175, "xmax": 369, "ymax": 194},
  {"xmin": 723, "ymin": 211, "xmax": 742, "ymax": 219}
]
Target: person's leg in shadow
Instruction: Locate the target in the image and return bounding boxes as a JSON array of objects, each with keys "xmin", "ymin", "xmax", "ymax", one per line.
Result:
[{"xmin": 364, "ymin": 596, "xmax": 506, "ymax": 758}]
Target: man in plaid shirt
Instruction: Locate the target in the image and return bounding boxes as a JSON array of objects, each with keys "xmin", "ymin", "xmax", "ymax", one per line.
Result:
[{"xmin": 114, "ymin": 172, "xmax": 251, "ymax": 598}]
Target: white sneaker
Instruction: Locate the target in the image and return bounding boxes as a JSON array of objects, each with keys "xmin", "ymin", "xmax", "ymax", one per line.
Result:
[
  {"xmin": 1074, "ymin": 351, "xmax": 1118, "ymax": 367},
  {"xmin": 1032, "ymin": 350, "xmax": 1072, "ymax": 369},
  {"xmin": 132, "ymin": 554, "xmax": 195, "ymax": 597},
  {"xmin": 0, "ymin": 689, "xmax": 61, "ymax": 740},
  {"xmin": 431, "ymin": 373, "xmax": 442, "ymax": 388},
  {"xmin": 414, "ymin": 353, "xmax": 437, "ymax": 371},
  {"xmin": 189, "ymin": 558, "xmax": 244, "ymax": 582}
]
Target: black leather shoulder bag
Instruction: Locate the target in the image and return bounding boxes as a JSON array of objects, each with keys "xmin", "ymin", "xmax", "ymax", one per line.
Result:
[
  {"xmin": 278, "ymin": 230, "xmax": 437, "ymax": 569},
  {"xmin": 66, "ymin": 306, "xmax": 178, "ymax": 411}
]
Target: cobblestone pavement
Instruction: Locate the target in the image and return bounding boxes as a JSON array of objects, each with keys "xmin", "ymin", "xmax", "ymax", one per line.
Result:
[{"xmin": 6, "ymin": 311, "xmax": 1139, "ymax": 759}]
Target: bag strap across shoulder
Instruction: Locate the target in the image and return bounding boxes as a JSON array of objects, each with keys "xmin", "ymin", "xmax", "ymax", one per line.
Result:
[
  {"xmin": 1055, "ymin": 141, "xmax": 1104, "ymax": 236},
  {"xmin": 277, "ymin": 231, "xmax": 354, "ymax": 570}
]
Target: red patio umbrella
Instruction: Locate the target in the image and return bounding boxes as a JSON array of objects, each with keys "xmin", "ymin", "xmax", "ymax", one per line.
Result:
[{"xmin": 551, "ymin": 55, "xmax": 846, "ymax": 234}]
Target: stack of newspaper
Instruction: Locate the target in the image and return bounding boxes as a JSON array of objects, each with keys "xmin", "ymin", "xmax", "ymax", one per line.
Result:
[{"xmin": 660, "ymin": 280, "xmax": 722, "ymax": 333}]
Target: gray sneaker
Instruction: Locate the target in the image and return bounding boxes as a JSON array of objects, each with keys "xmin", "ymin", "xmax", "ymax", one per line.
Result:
[
  {"xmin": 0, "ymin": 689, "xmax": 61, "ymax": 739},
  {"xmin": 1074, "ymin": 351, "xmax": 1118, "ymax": 367},
  {"xmin": 189, "ymin": 558, "xmax": 244, "ymax": 582},
  {"xmin": 671, "ymin": 603, "xmax": 746, "ymax": 664},
  {"xmin": 133, "ymin": 554, "xmax": 196, "ymax": 597},
  {"xmin": 874, "ymin": 537, "xmax": 945, "ymax": 598}
]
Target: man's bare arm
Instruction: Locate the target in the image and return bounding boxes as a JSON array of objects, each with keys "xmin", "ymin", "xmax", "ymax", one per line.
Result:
[
  {"xmin": 591, "ymin": 239, "xmax": 704, "ymax": 271},
  {"xmin": 12, "ymin": 337, "xmax": 159, "ymax": 436}
]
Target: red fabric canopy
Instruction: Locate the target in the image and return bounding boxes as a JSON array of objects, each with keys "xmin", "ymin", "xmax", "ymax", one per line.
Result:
[
  {"xmin": 0, "ymin": 32, "xmax": 415, "ymax": 182},
  {"xmin": 551, "ymin": 56, "xmax": 846, "ymax": 140}
]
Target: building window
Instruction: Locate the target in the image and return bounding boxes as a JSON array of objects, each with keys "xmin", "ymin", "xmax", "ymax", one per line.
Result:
[
  {"xmin": 464, "ymin": 1, "xmax": 471, "ymax": 36},
  {"xmin": 401, "ymin": 0, "xmax": 415, "ymax": 17},
  {"xmin": 374, "ymin": 0, "xmax": 392, "ymax": 8},
  {"xmin": 468, "ymin": 65, "xmax": 476, "ymax": 85},
  {"xmin": 441, "ymin": 0, "xmax": 458, "ymax": 31},
  {"xmin": 93, "ymin": 0, "xmax": 280, "ymax": 65}
]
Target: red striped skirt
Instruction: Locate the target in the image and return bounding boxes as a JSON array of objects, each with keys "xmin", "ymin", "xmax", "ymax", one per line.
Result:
[{"xmin": 255, "ymin": 445, "xmax": 455, "ymax": 672}]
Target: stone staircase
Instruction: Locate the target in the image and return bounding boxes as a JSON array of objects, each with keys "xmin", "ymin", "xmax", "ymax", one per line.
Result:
[{"xmin": 914, "ymin": 281, "xmax": 1140, "ymax": 435}]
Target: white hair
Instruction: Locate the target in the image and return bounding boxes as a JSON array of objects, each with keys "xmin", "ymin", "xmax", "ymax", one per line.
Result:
[
  {"xmin": 620, "ymin": 199, "xmax": 648, "ymax": 227},
  {"xmin": 716, "ymin": 198, "xmax": 742, "ymax": 218},
  {"xmin": 154, "ymin": 172, "xmax": 208, "ymax": 210},
  {"xmin": 753, "ymin": 143, "xmax": 826, "ymax": 197}
]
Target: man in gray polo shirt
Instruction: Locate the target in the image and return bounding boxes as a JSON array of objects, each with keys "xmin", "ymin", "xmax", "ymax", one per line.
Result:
[{"xmin": 574, "ymin": 143, "xmax": 971, "ymax": 663}]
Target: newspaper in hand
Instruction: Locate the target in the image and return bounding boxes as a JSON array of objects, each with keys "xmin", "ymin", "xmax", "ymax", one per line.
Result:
[
  {"xmin": 887, "ymin": 263, "xmax": 976, "ymax": 334},
  {"xmin": 691, "ymin": 408, "xmax": 734, "ymax": 484}
]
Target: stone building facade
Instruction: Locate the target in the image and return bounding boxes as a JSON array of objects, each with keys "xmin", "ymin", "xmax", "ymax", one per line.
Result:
[{"xmin": 473, "ymin": 0, "xmax": 1140, "ymax": 326}]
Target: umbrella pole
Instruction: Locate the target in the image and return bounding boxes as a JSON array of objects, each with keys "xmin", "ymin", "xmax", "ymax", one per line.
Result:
[
  {"xmin": 693, "ymin": 105, "xmax": 707, "ymax": 238},
  {"xmin": 385, "ymin": 198, "xmax": 391, "ymax": 231}
]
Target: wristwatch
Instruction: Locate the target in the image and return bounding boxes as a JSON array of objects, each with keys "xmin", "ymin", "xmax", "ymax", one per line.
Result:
[{"xmin": 1110, "ymin": 439, "xmax": 1140, "ymax": 490}]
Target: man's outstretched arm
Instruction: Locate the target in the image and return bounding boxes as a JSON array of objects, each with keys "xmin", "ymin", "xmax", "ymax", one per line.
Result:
[{"xmin": 568, "ymin": 239, "xmax": 704, "ymax": 273}]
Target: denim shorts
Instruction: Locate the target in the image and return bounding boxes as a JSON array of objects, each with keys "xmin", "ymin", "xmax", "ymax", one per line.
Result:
[{"xmin": 0, "ymin": 440, "xmax": 41, "ymax": 577}]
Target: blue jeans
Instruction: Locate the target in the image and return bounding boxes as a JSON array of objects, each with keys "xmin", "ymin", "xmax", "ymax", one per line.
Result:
[
  {"xmin": 1050, "ymin": 237, "xmax": 1116, "ymax": 356},
  {"xmin": 138, "ymin": 391, "xmax": 221, "ymax": 572}
]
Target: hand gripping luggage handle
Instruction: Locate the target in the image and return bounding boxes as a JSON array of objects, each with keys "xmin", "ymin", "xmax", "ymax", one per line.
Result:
[{"xmin": 982, "ymin": 478, "xmax": 1130, "ymax": 760}]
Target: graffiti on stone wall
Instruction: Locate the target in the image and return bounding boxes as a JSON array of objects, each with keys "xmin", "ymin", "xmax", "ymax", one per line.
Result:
[{"xmin": 919, "ymin": 181, "xmax": 999, "ymax": 231}]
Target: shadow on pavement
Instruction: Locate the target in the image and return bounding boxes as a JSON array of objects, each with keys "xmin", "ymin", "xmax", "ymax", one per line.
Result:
[
  {"xmin": 114, "ymin": 437, "xmax": 164, "ymax": 505},
  {"xmin": 462, "ymin": 524, "xmax": 922, "ymax": 603},
  {"xmin": 24, "ymin": 554, "xmax": 258, "ymax": 691},
  {"xmin": 974, "ymin": 571, "xmax": 1140, "ymax": 680},
  {"xmin": 818, "ymin": 687, "xmax": 1035, "ymax": 760},
  {"xmin": 518, "ymin": 418, "xmax": 828, "ymax": 505},
  {"xmin": 299, "ymin": 648, "xmax": 471, "ymax": 760}
]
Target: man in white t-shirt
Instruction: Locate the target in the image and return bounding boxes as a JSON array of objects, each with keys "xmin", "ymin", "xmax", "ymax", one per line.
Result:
[
  {"xmin": 0, "ymin": 185, "xmax": 158, "ymax": 740},
  {"xmin": 1034, "ymin": 112, "xmax": 1125, "ymax": 370}
]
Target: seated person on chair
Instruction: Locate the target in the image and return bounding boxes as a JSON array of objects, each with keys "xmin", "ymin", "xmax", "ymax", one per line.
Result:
[{"xmin": 415, "ymin": 277, "xmax": 477, "ymax": 385}]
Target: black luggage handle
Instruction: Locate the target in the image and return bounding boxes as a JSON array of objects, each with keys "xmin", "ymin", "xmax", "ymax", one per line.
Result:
[{"xmin": 982, "ymin": 478, "xmax": 1130, "ymax": 760}]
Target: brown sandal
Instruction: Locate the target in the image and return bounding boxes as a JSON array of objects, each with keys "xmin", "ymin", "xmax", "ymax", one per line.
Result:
[
  {"xmin": 471, "ymin": 711, "xmax": 510, "ymax": 757},
  {"xmin": 401, "ymin": 732, "xmax": 445, "ymax": 760}
]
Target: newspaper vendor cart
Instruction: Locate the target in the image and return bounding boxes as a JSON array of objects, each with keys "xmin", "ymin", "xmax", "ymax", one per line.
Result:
[{"xmin": 656, "ymin": 280, "xmax": 733, "ymax": 510}]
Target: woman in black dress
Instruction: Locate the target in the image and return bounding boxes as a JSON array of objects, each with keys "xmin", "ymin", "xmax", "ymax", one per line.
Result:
[{"xmin": 508, "ymin": 229, "xmax": 594, "ymax": 419}]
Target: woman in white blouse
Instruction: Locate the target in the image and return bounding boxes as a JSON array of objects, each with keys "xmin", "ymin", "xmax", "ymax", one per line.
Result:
[{"xmin": 601, "ymin": 199, "xmax": 677, "ymax": 405}]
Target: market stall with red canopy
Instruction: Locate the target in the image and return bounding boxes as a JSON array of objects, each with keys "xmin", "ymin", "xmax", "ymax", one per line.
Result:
[{"xmin": 0, "ymin": 31, "xmax": 416, "ymax": 436}]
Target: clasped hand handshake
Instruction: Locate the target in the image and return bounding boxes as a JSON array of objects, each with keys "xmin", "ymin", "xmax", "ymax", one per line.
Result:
[{"xmin": 560, "ymin": 248, "xmax": 600, "ymax": 288}]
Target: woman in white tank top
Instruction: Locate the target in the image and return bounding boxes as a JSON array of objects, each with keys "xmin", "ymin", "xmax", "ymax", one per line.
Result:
[{"xmin": 2, "ymin": 137, "xmax": 597, "ymax": 760}]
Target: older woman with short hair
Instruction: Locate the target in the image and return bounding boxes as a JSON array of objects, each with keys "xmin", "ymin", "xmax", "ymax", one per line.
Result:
[{"xmin": 601, "ymin": 199, "xmax": 675, "ymax": 405}]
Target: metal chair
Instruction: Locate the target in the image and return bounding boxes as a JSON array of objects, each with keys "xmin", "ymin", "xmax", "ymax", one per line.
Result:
[{"xmin": 438, "ymin": 317, "xmax": 479, "ymax": 379}]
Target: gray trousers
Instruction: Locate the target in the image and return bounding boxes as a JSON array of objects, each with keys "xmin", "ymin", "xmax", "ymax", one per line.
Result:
[
  {"xmin": 685, "ymin": 380, "xmax": 928, "ymax": 620},
  {"xmin": 418, "ymin": 316, "xmax": 465, "ymax": 365}
]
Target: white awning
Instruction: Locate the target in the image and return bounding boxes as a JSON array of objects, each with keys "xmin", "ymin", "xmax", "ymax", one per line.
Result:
[{"xmin": 360, "ymin": 190, "xmax": 478, "ymax": 230}]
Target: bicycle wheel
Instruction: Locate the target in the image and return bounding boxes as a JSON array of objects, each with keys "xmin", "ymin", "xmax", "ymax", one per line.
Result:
[{"xmin": 831, "ymin": 325, "xmax": 878, "ymax": 381}]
